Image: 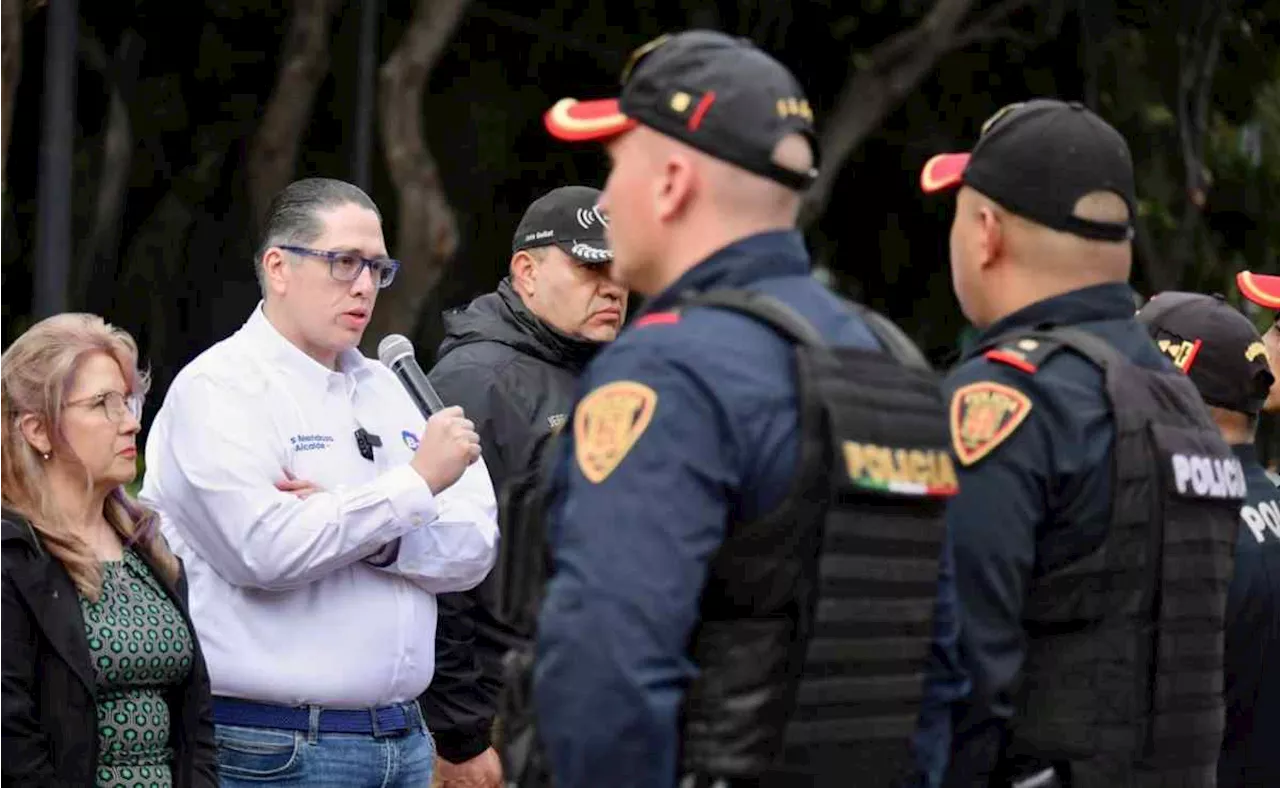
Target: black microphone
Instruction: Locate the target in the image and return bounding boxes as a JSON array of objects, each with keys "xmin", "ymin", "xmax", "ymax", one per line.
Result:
[{"xmin": 377, "ymin": 334, "xmax": 446, "ymax": 418}]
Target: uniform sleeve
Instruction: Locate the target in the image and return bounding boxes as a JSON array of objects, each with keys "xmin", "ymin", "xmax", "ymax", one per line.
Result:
[
  {"xmin": 937, "ymin": 363, "xmax": 1054, "ymax": 786},
  {"xmin": 141, "ymin": 374, "xmax": 437, "ymax": 591},
  {"xmin": 369, "ymin": 457, "xmax": 498, "ymax": 594},
  {"xmin": 1, "ymin": 562, "xmax": 67, "ymax": 786},
  {"xmin": 533, "ymin": 346, "xmax": 737, "ymax": 788}
]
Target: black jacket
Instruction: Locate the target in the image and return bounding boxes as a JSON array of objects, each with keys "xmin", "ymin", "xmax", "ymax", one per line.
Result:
[
  {"xmin": 1, "ymin": 509, "xmax": 217, "ymax": 788},
  {"xmin": 421, "ymin": 278, "xmax": 601, "ymax": 762}
]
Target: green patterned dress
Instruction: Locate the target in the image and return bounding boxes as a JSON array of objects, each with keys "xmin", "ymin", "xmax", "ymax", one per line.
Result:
[{"xmin": 78, "ymin": 549, "xmax": 195, "ymax": 788}]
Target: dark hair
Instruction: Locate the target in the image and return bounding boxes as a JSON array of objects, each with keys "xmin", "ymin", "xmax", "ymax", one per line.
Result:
[{"xmin": 254, "ymin": 178, "xmax": 381, "ymax": 287}]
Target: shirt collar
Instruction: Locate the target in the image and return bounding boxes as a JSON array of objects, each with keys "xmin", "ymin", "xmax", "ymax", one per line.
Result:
[
  {"xmin": 639, "ymin": 230, "xmax": 811, "ymax": 315},
  {"xmin": 967, "ymin": 282, "xmax": 1138, "ymax": 356},
  {"xmin": 242, "ymin": 302, "xmax": 376, "ymax": 388}
]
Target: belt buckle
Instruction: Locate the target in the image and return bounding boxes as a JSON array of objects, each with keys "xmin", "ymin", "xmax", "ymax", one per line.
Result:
[{"xmin": 369, "ymin": 705, "xmax": 402, "ymax": 739}]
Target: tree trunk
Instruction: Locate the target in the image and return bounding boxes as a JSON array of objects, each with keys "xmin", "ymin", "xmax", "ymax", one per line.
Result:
[
  {"xmin": 1, "ymin": 0, "xmax": 20, "ymax": 191},
  {"xmin": 78, "ymin": 29, "xmax": 144, "ymax": 312},
  {"xmin": 365, "ymin": 0, "xmax": 470, "ymax": 353},
  {"xmin": 1164, "ymin": 0, "xmax": 1230, "ymax": 287},
  {"xmin": 800, "ymin": 0, "xmax": 1032, "ymax": 227},
  {"xmin": 246, "ymin": 0, "xmax": 340, "ymax": 229}
]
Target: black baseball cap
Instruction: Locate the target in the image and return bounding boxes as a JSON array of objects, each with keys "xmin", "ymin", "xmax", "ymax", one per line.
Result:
[
  {"xmin": 511, "ymin": 186, "xmax": 613, "ymax": 265},
  {"xmin": 543, "ymin": 30, "xmax": 818, "ymax": 191},
  {"xmin": 920, "ymin": 99, "xmax": 1137, "ymax": 243},
  {"xmin": 1136, "ymin": 291, "xmax": 1275, "ymax": 415}
]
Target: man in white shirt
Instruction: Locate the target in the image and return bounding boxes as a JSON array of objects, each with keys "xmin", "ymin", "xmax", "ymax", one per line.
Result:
[{"xmin": 141, "ymin": 177, "xmax": 499, "ymax": 788}]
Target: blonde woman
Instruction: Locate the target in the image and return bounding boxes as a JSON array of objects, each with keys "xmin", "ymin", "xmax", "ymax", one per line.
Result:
[{"xmin": 1, "ymin": 313, "xmax": 216, "ymax": 787}]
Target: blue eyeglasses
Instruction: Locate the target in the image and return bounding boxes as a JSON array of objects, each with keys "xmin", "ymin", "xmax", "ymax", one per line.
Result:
[{"xmin": 279, "ymin": 246, "xmax": 401, "ymax": 289}]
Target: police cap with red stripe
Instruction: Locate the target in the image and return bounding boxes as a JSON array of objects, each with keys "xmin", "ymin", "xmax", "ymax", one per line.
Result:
[
  {"xmin": 544, "ymin": 30, "xmax": 818, "ymax": 191},
  {"xmin": 920, "ymin": 99, "xmax": 1137, "ymax": 243},
  {"xmin": 1136, "ymin": 291, "xmax": 1274, "ymax": 415}
]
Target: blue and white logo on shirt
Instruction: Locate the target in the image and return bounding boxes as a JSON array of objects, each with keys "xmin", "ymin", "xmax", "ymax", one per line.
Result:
[{"xmin": 402, "ymin": 430, "xmax": 420, "ymax": 451}]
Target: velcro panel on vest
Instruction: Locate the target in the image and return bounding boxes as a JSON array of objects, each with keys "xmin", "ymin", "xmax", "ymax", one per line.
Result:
[
  {"xmin": 1011, "ymin": 355, "xmax": 1240, "ymax": 787},
  {"xmin": 778, "ymin": 345, "xmax": 953, "ymax": 784},
  {"xmin": 1144, "ymin": 418, "xmax": 1241, "ymax": 775}
]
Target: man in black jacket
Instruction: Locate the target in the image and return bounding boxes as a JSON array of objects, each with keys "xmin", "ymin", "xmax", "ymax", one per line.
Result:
[{"xmin": 421, "ymin": 185, "xmax": 626, "ymax": 787}]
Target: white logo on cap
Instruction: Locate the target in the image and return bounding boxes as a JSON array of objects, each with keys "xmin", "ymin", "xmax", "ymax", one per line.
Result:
[
  {"xmin": 571, "ymin": 242, "xmax": 613, "ymax": 263},
  {"xmin": 576, "ymin": 205, "xmax": 610, "ymax": 230}
]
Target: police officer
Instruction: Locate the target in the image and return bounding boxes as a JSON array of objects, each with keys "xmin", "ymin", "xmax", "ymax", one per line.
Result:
[
  {"xmin": 530, "ymin": 30, "xmax": 960, "ymax": 788},
  {"xmin": 1135, "ymin": 292, "xmax": 1280, "ymax": 788},
  {"xmin": 918, "ymin": 100, "xmax": 1243, "ymax": 786}
]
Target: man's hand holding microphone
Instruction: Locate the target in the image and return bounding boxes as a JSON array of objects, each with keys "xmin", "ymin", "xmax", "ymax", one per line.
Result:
[{"xmin": 412, "ymin": 405, "xmax": 482, "ymax": 494}]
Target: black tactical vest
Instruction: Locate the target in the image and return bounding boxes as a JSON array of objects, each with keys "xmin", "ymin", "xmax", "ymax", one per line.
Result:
[
  {"xmin": 675, "ymin": 290, "xmax": 955, "ymax": 787},
  {"xmin": 980, "ymin": 326, "xmax": 1244, "ymax": 788}
]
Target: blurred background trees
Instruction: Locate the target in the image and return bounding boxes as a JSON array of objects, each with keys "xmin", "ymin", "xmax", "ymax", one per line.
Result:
[{"xmin": 3, "ymin": 0, "xmax": 1278, "ymax": 456}]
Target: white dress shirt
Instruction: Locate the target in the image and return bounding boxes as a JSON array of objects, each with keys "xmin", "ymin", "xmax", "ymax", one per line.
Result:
[{"xmin": 140, "ymin": 304, "xmax": 498, "ymax": 708}]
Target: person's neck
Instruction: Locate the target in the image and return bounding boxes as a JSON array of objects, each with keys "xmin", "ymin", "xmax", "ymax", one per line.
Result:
[
  {"xmin": 263, "ymin": 299, "xmax": 340, "ymax": 370},
  {"xmin": 645, "ymin": 219, "xmax": 792, "ymax": 296},
  {"xmin": 1212, "ymin": 408, "xmax": 1256, "ymax": 446},
  {"xmin": 46, "ymin": 467, "xmax": 112, "ymax": 536},
  {"xmin": 984, "ymin": 269, "xmax": 1124, "ymax": 328}
]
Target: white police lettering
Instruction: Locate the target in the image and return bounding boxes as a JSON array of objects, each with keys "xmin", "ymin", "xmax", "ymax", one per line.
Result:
[
  {"xmin": 524, "ymin": 229, "xmax": 554, "ymax": 243},
  {"xmin": 1240, "ymin": 498, "xmax": 1280, "ymax": 544},
  {"xmin": 570, "ymin": 242, "xmax": 612, "ymax": 262},
  {"xmin": 1171, "ymin": 453, "xmax": 1247, "ymax": 499},
  {"xmin": 289, "ymin": 433, "xmax": 334, "ymax": 452}
]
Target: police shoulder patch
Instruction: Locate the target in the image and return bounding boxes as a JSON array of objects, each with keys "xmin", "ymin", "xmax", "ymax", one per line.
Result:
[
  {"xmin": 573, "ymin": 380, "xmax": 658, "ymax": 483},
  {"xmin": 950, "ymin": 381, "xmax": 1034, "ymax": 466}
]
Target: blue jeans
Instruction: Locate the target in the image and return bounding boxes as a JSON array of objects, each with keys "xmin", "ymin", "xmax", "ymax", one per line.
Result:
[{"xmin": 215, "ymin": 717, "xmax": 435, "ymax": 787}]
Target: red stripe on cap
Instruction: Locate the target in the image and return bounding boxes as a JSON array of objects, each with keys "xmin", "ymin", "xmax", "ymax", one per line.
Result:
[
  {"xmin": 688, "ymin": 91, "xmax": 716, "ymax": 131},
  {"xmin": 1238, "ymin": 271, "xmax": 1280, "ymax": 310}
]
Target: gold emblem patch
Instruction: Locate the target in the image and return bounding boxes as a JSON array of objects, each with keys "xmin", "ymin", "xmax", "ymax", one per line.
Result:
[
  {"xmin": 1247, "ymin": 341, "xmax": 1267, "ymax": 363},
  {"xmin": 950, "ymin": 382, "xmax": 1033, "ymax": 466},
  {"xmin": 574, "ymin": 381, "xmax": 658, "ymax": 483}
]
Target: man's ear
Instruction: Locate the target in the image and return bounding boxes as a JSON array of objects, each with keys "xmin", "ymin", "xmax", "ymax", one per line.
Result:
[
  {"xmin": 18, "ymin": 413, "xmax": 52, "ymax": 456},
  {"xmin": 976, "ymin": 205, "xmax": 1005, "ymax": 270},
  {"xmin": 510, "ymin": 250, "xmax": 538, "ymax": 299},
  {"xmin": 261, "ymin": 248, "xmax": 291, "ymax": 296},
  {"xmin": 655, "ymin": 153, "xmax": 696, "ymax": 223}
]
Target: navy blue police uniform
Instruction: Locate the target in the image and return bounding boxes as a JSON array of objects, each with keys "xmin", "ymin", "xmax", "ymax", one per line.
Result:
[
  {"xmin": 1223, "ymin": 445, "xmax": 1280, "ymax": 787},
  {"xmin": 531, "ymin": 30, "xmax": 963, "ymax": 788},
  {"xmin": 930, "ymin": 283, "xmax": 1174, "ymax": 782},
  {"xmin": 532, "ymin": 230, "xmax": 964, "ymax": 787},
  {"xmin": 916, "ymin": 100, "xmax": 1246, "ymax": 787},
  {"xmin": 1135, "ymin": 290, "xmax": 1280, "ymax": 788}
]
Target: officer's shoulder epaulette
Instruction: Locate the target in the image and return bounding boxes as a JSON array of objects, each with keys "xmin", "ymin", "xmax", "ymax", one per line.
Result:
[
  {"xmin": 634, "ymin": 310, "xmax": 681, "ymax": 328},
  {"xmin": 983, "ymin": 335, "xmax": 1066, "ymax": 374}
]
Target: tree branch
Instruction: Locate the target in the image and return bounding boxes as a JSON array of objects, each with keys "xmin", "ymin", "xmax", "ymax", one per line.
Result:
[
  {"xmin": 365, "ymin": 0, "xmax": 471, "ymax": 351},
  {"xmin": 246, "ymin": 0, "xmax": 340, "ymax": 228},
  {"xmin": 801, "ymin": 0, "xmax": 1034, "ymax": 227}
]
